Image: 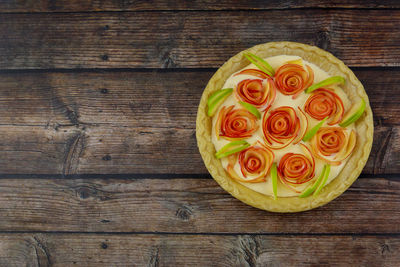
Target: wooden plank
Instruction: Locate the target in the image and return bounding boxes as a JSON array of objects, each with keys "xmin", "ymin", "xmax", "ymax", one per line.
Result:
[
  {"xmin": 0, "ymin": 70, "xmax": 398, "ymax": 174},
  {"xmin": 1, "ymin": 0, "xmax": 399, "ymax": 12},
  {"xmin": 0, "ymin": 10, "xmax": 399, "ymax": 69},
  {"xmin": 358, "ymin": 68, "xmax": 400, "ymax": 174},
  {"xmin": 0, "ymin": 233, "xmax": 399, "ymax": 266},
  {"xmin": 0, "ymin": 126, "xmax": 80, "ymax": 175},
  {"xmin": 0, "ymin": 177, "xmax": 398, "ymax": 233}
]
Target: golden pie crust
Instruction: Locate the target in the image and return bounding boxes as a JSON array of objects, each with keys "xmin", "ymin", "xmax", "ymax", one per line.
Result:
[{"xmin": 196, "ymin": 42, "xmax": 373, "ymax": 212}]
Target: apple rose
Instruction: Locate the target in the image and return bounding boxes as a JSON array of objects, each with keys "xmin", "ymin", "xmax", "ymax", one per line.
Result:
[
  {"xmin": 275, "ymin": 63, "xmax": 314, "ymax": 98},
  {"xmin": 216, "ymin": 105, "xmax": 258, "ymax": 140},
  {"xmin": 278, "ymin": 144, "xmax": 315, "ymax": 192},
  {"xmin": 235, "ymin": 78, "xmax": 276, "ymax": 110},
  {"xmin": 304, "ymin": 88, "xmax": 344, "ymax": 125},
  {"xmin": 262, "ymin": 106, "xmax": 308, "ymax": 149},
  {"xmin": 311, "ymin": 127, "xmax": 356, "ymax": 165},
  {"xmin": 226, "ymin": 142, "xmax": 274, "ymax": 183}
]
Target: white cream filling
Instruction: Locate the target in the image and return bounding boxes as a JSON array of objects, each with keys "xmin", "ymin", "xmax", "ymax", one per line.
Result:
[{"xmin": 211, "ymin": 55, "xmax": 354, "ymax": 197}]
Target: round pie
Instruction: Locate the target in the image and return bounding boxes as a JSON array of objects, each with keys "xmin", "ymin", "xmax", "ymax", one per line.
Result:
[{"xmin": 196, "ymin": 42, "xmax": 373, "ymax": 212}]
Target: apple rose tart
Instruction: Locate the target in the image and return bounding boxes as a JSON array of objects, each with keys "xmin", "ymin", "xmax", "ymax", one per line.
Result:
[{"xmin": 196, "ymin": 42, "xmax": 373, "ymax": 212}]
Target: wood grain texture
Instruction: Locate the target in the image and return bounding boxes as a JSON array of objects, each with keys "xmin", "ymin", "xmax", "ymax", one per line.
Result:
[
  {"xmin": 0, "ymin": 233, "xmax": 399, "ymax": 266},
  {"xmin": 0, "ymin": 10, "xmax": 399, "ymax": 69},
  {"xmin": 0, "ymin": 5, "xmax": 397, "ymax": 266},
  {"xmin": 1, "ymin": 0, "xmax": 399, "ymax": 12},
  {"xmin": 0, "ymin": 177, "xmax": 398, "ymax": 233},
  {"xmin": 0, "ymin": 70, "xmax": 397, "ymax": 174}
]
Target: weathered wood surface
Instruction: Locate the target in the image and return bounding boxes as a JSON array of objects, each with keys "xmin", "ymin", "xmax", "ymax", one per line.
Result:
[
  {"xmin": 1, "ymin": 11, "xmax": 399, "ymax": 69},
  {"xmin": 1, "ymin": 0, "xmax": 399, "ymax": 12},
  {"xmin": 0, "ymin": 177, "xmax": 398, "ymax": 233},
  {"xmin": 0, "ymin": 233, "xmax": 398, "ymax": 266},
  {"xmin": 0, "ymin": 3, "xmax": 399, "ymax": 266},
  {"xmin": 0, "ymin": 70, "xmax": 397, "ymax": 175}
]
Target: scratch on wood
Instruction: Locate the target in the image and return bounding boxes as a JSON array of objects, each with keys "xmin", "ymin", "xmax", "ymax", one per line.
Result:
[
  {"xmin": 315, "ymin": 30, "xmax": 331, "ymax": 50},
  {"xmin": 65, "ymin": 106, "xmax": 80, "ymax": 126},
  {"xmin": 63, "ymin": 131, "xmax": 85, "ymax": 176},
  {"xmin": 373, "ymin": 128, "xmax": 393, "ymax": 174},
  {"xmin": 380, "ymin": 243, "xmax": 391, "ymax": 255},
  {"xmin": 50, "ymin": 88, "xmax": 81, "ymax": 127},
  {"xmin": 242, "ymin": 236, "xmax": 260, "ymax": 267},
  {"xmin": 33, "ymin": 236, "xmax": 51, "ymax": 267},
  {"xmin": 148, "ymin": 247, "xmax": 159, "ymax": 267},
  {"xmin": 230, "ymin": 236, "xmax": 260, "ymax": 267}
]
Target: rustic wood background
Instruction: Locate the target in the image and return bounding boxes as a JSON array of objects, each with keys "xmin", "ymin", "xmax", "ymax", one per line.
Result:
[{"xmin": 0, "ymin": 1, "xmax": 399, "ymax": 266}]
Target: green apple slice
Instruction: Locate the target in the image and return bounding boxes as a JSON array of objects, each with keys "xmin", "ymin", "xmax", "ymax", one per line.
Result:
[
  {"xmin": 207, "ymin": 88, "xmax": 233, "ymax": 116},
  {"xmin": 313, "ymin": 164, "xmax": 331, "ymax": 196},
  {"xmin": 339, "ymin": 99, "xmax": 366, "ymax": 127},
  {"xmin": 299, "ymin": 165, "xmax": 327, "ymax": 198},
  {"xmin": 239, "ymin": 101, "xmax": 261, "ymax": 119},
  {"xmin": 302, "ymin": 116, "xmax": 328, "ymax": 142},
  {"xmin": 244, "ymin": 53, "xmax": 274, "ymax": 76},
  {"xmin": 305, "ymin": 76, "xmax": 345, "ymax": 94},
  {"xmin": 270, "ymin": 163, "xmax": 278, "ymax": 200},
  {"xmin": 215, "ymin": 140, "xmax": 250, "ymax": 159},
  {"xmin": 208, "ymin": 88, "xmax": 233, "ymax": 106}
]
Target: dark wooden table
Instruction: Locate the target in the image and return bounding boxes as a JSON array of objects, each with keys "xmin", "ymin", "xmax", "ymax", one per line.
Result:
[{"xmin": 0, "ymin": 1, "xmax": 399, "ymax": 266}]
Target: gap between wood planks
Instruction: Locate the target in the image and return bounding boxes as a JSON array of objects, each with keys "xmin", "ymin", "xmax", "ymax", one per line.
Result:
[
  {"xmin": 0, "ymin": 173, "xmax": 397, "ymax": 180},
  {"xmin": 0, "ymin": 231, "xmax": 397, "ymax": 236},
  {"xmin": 1, "ymin": 0, "xmax": 400, "ymax": 14},
  {"xmin": 0, "ymin": 66, "xmax": 399, "ymax": 73},
  {"xmin": 2, "ymin": 7, "xmax": 400, "ymax": 15}
]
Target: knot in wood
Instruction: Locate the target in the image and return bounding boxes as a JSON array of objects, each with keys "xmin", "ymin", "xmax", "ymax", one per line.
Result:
[
  {"xmin": 175, "ymin": 205, "xmax": 193, "ymax": 221},
  {"xmin": 102, "ymin": 154, "xmax": 112, "ymax": 161},
  {"xmin": 76, "ymin": 186, "xmax": 91, "ymax": 199}
]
